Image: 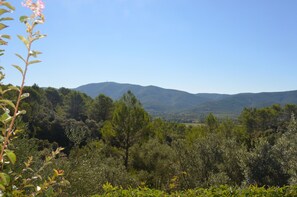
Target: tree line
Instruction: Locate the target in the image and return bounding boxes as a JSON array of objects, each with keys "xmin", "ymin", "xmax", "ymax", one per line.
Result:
[{"xmin": 7, "ymin": 84, "xmax": 297, "ymax": 196}]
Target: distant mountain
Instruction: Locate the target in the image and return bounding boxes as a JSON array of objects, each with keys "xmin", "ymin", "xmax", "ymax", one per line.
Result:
[
  {"xmin": 76, "ymin": 82, "xmax": 228, "ymax": 113},
  {"xmin": 75, "ymin": 82, "xmax": 297, "ymax": 121},
  {"xmin": 190, "ymin": 91, "xmax": 297, "ymax": 118}
]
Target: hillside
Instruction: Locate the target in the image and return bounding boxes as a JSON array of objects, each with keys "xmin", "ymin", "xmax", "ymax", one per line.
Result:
[
  {"xmin": 189, "ymin": 91, "xmax": 297, "ymax": 118},
  {"xmin": 76, "ymin": 82, "xmax": 228, "ymax": 113},
  {"xmin": 76, "ymin": 82, "xmax": 297, "ymax": 121}
]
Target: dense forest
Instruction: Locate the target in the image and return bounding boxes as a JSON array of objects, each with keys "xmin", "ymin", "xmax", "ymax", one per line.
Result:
[{"xmin": 5, "ymin": 84, "xmax": 297, "ymax": 196}]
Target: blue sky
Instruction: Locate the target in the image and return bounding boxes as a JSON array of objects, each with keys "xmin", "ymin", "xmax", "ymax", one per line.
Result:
[{"xmin": 1, "ymin": 0, "xmax": 297, "ymax": 94}]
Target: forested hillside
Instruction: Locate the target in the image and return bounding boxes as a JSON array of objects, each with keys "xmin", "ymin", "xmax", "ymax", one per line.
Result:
[
  {"xmin": 7, "ymin": 84, "xmax": 297, "ymax": 196},
  {"xmin": 76, "ymin": 82, "xmax": 297, "ymax": 121}
]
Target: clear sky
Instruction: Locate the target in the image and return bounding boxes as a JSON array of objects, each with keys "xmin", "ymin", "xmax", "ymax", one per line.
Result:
[{"xmin": 1, "ymin": 0, "xmax": 297, "ymax": 94}]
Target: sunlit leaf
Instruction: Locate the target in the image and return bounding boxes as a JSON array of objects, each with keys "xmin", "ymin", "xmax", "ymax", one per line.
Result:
[
  {"xmin": 12, "ymin": 64, "xmax": 24, "ymax": 75},
  {"xmin": 7, "ymin": 85, "xmax": 20, "ymax": 92},
  {"xmin": 20, "ymin": 93, "xmax": 29, "ymax": 100},
  {"xmin": 0, "ymin": 38, "xmax": 7, "ymax": 45},
  {"xmin": 2, "ymin": 2, "xmax": 15, "ymax": 11},
  {"xmin": 0, "ymin": 183, "xmax": 5, "ymax": 191},
  {"xmin": 0, "ymin": 111, "xmax": 10, "ymax": 123},
  {"xmin": 0, "ymin": 99, "xmax": 15, "ymax": 109},
  {"xmin": 0, "ymin": 173, "xmax": 10, "ymax": 186},
  {"xmin": 0, "ymin": 17, "xmax": 13, "ymax": 21},
  {"xmin": 39, "ymin": 34, "xmax": 46, "ymax": 39},
  {"xmin": 17, "ymin": 35, "xmax": 29, "ymax": 48},
  {"xmin": 0, "ymin": 9, "xmax": 9, "ymax": 16},
  {"xmin": 13, "ymin": 129, "xmax": 23, "ymax": 136},
  {"xmin": 15, "ymin": 53, "xmax": 26, "ymax": 63},
  {"xmin": 2, "ymin": 86, "xmax": 20, "ymax": 95},
  {"xmin": 16, "ymin": 110, "xmax": 26, "ymax": 116},
  {"xmin": 1, "ymin": 34, "xmax": 10, "ymax": 39},
  {"xmin": 30, "ymin": 50, "xmax": 42, "ymax": 58},
  {"xmin": 19, "ymin": 16, "xmax": 28, "ymax": 23},
  {"xmin": 28, "ymin": 60, "xmax": 41, "ymax": 65},
  {"xmin": 0, "ymin": 23, "xmax": 7, "ymax": 30},
  {"xmin": 32, "ymin": 34, "xmax": 46, "ymax": 42},
  {"xmin": 5, "ymin": 150, "xmax": 16, "ymax": 165}
]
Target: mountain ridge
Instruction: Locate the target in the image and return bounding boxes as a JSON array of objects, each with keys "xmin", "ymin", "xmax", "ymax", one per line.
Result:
[{"xmin": 75, "ymin": 82, "xmax": 297, "ymax": 121}]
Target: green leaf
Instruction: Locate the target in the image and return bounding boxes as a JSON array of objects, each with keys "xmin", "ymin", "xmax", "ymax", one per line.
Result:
[
  {"xmin": 2, "ymin": 2, "xmax": 15, "ymax": 11},
  {"xmin": 0, "ymin": 183, "xmax": 5, "ymax": 191},
  {"xmin": 0, "ymin": 173, "xmax": 10, "ymax": 186},
  {"xmin": 32, "ymin": 34, "xmax": 47, "ymax": 42},
  {"xmin": 20, "ymin": 93, "xmax": 30, "ymax": 100},
  {"xmin": 1, "ymin": 34, "xmax": 10, "ymax": 39},
  {"xmin": 5, "ymin": 150, "xmax": 16, "ymax": 165},
  {"xmin": 0, "ymin": 39, "xmax": 7, "ymax": 45},
  {"xmin": 7, "ymin": 85, "xmax": 20, "ymax": 92},
  {"xmin": 23, "ymin": 184, "xmax": 35, "ymax": 188},
  {"xmin": 12, "ymin": 65, "xmax": 24, "ymax": 75},
  {"xmin": 1, "ymin": 128, "xmax": 5, "ymax": 136},
  {"xmin": 0, "ymin": 99, "xmax": 15, "ymax": 109},
  {"xmin": 30, "ymin": 50, "xmax": 42, "ymax": 58},
  {"xmin": 0, "ymin": 17, "xmax": 13, "ymax": 21},
  {"xmin": 0, "ymin": 23, "xmax": 7, "ymax": 30},
  {"xmin": 14, "ymin": 127, "xmax": 23, "ymax": 134},
  {"xmin": 17, "ymin": 35, "xmax": 29, "ymax": 48},
  {"xmin": 16, "ymin": 110, "xmax": 26, "ymax": 116},
  {"xmin": 15, "ymin": 53, "xmax": 26, "ymax": 63},
  {"xmin": 19, "ymin": 16, "xmax": 28, "ymax": 23},
  {"xmin": 28, "ymin": 60, "xmax": 41, "ymax": 65},
  {"xmin": 39, "ymin": 34, "xmax": 47, "ymax": 39},
  {"xmin": 0, "ymin": 111, "xmax": 11, "ymax": 124},
  {"xmin": 2, "ymin": 87, "xmax": 20, "ymax": 96},
  {"xmin": 0, "ymin": 9, "xmax": 9, "ymax": 16}
]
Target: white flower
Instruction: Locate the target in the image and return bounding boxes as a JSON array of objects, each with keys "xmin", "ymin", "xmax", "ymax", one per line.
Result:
[{"xmin": 36, "ymin": 186, "xmax": 41, "ymax": 191}]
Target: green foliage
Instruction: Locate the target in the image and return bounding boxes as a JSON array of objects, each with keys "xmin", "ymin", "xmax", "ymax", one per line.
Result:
[
  {"xmin": 14, "ymin": 86, "xmax": 297, "ymax": 195},
  {"xmin": 0, "ymin": 0, "xmax": 14, "ymax": 56},
  {"xmin": 131, "ymin": 139, "xmax": 178, "ymax": 190},
  {"xmin": 64, "ymin": 119, "xmax": 91, "ymax": 147},
  {"xmin": 64, "ymin": 91, "xmax": 90, "ymax": 121},
  {"xmin": 239, "ymin": 104, "xmax": 294, "ymax": 136},
  {"xmin": 273, "ymin": 114, "xmax": 297, "ymax": 184},
  {"xmin": 92, "ymin": 184, "xmax": 297, "ymax": 197},
  {"xmin": 174, "ymin": 134, "xmax": 243, "ymax": 188},
  {"xmin": 205, "ymin": 113, "xmax": 219, "ymax": 132},
  {"xmin": 89, "ymin": 94, "xmax": 113, "ymax": 122},
  {"xmin": 63, "ymin": 141, "xmax": 137, "ymax": 196},
  {"xmin": 240, "ymin": 138, "xmax": 289, "ymax": 186},
  {"xmin": 101, "ymin": 91, "xmax": 150, "ymax": 169},
  {"xmin": 6, "ymin": 81, "xmax": 297, "ymax": 195}
]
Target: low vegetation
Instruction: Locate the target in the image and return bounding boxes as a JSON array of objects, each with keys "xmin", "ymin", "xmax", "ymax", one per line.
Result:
[{"xmin": 3, "ymin": 84, "xmax": 297, "ymax": 196}]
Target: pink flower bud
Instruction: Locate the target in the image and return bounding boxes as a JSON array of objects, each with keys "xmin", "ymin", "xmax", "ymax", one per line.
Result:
[{"xmin": 22, "ymin": 0, "xmax": 45, "ymax": 17}]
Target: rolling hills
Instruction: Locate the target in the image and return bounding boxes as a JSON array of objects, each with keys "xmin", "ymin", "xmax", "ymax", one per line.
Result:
[{"xmin": 76, "ymin": 82, "xmax": 297, "ymax": 121}]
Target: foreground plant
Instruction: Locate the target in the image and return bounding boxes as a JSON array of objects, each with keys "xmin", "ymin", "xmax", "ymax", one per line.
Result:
[{"xmin": 0, "ymin": 1, "xmax": 66, "ymax": 195}]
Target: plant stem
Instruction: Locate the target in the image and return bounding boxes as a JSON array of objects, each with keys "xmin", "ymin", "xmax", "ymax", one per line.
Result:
[{"xmin": 0, "ymin": 32, "xmax": 32, "ymax": 167}]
